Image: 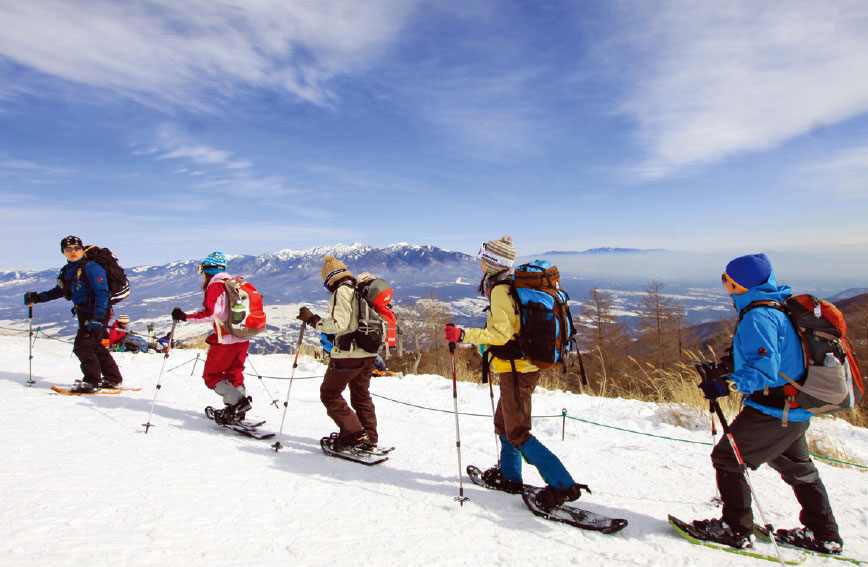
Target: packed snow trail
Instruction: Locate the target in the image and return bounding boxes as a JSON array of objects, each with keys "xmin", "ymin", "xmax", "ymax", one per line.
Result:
[{"xmin": 1, "ymin": 335, "xmax": 866, "ymax": 566}]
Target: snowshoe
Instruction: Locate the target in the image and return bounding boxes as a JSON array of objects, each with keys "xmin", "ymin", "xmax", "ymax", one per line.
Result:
[
  {"xmin": 686, "ymin": 517, "xmax": 755, "ymax": 549},
  {"xmin": 765, "ymin": 526, "xmax": 843, "ymax": 555}
]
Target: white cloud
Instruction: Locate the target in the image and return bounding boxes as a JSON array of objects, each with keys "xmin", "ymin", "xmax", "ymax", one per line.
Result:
[
  {"xmin": 0, "ymin": 0, "xmax": 413, "ymax": 108},
  {"xmin": 615, "ymin": 1, "xmax": 868, "ymax": 178},
  {"xmin": 808, "ymin": 144, "xmax": 868, "ymax": 198}
]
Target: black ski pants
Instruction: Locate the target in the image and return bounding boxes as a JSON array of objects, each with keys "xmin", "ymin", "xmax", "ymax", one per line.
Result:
[
  {"xmin": 74, "ymin": 312, "xmax": 122, "ymax": 386},
  {"xmin": 711, "ymin": 405, "xmax": 839, "ymax": 539}
]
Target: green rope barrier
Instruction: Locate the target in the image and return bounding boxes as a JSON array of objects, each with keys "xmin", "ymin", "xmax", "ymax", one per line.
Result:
[{"xmin": 368, "ymin": 393, "xmax": 867, "ymax": 470}]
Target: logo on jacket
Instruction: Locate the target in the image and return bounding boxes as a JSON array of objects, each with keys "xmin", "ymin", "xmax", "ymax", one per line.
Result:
[
  {"xmin": 758, "ymin": 347, "xmax": 768, "ymax": 356},
  {"xmin": 97, "ymin": 277, "xmax": 104, "ymax": 282}
]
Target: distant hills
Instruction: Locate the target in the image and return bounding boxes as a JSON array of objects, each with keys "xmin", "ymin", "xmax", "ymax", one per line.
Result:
[{"xmin": 540, "ymin": 248, "xmax": 668, "ymax": 255}]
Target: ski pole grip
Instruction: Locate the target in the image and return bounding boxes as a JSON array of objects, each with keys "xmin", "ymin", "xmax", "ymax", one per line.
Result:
[{"xmin": 28, "ymin": 305, "xmax": 33, "ymax": 318}]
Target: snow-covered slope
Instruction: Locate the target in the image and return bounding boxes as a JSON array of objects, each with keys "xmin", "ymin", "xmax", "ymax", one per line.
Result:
[{"xmin": 1, "ymin": 334, "xmax": 866, "ymax": 566}]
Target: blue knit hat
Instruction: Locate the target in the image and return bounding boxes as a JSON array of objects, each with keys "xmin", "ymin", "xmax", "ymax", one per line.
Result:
[
  {"xmin": 724, "ymin": 253, "xmax": 772, "ymax": 290},
  {"xmin": 201, "ymin": 251, "xmax": 227, "ymax": 275}
]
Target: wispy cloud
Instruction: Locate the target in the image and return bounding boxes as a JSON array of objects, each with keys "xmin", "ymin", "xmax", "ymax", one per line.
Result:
[
  {"xmin": 0, "ymin": 0, "xmax": 413, "ymax": 109},
  {"xmin": 807, "ymin": 144, "xmax": 868, "ymax": 198},
  {"xmin": 614, "ymin": 1, "xmax": 868, "ymax": 178}
]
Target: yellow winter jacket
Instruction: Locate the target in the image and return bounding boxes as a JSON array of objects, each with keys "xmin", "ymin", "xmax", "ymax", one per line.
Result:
[{"xmin": 462, "ymin": 283, "xmax": 538, "ymax": 374}]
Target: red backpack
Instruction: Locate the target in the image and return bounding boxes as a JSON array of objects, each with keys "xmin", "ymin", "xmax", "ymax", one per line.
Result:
[
  {"xmin": 740, "ymin": 294, "xmax": 864, "ymax": 418},
  {"xmin": 222, "ymin": 276, "xmax": 267, "ymax": 338}
]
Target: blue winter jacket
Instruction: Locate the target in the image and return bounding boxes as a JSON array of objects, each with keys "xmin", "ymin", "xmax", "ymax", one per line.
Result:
[
  {"xmin": 730, "ymin": 271, "xmax": 811, "ymax": 422},
  {"xmin": 39, "ymin": 258, "xmax": 111, "ymax": 322}
]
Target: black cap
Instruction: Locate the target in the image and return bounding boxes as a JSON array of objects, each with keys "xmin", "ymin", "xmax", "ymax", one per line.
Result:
[{"xmin": 61, "ymin": 235, "xmax": 83, "ymax": 250}]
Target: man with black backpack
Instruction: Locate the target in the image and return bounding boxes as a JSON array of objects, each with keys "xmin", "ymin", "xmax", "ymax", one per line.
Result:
[
  {"xmin": 297, "ymin": 255, "xmax": 379, "ymax": 451},
  {"xmin": 443, "ymin": 235, "xmax": 587, "ymax": 513},
  {"xmin": 24, "ymin": 235, "xmax": 123, "ymax": 393},
  {"xmin": 689, "ymin": 253, "xmax": 843, "ymax": 554}
]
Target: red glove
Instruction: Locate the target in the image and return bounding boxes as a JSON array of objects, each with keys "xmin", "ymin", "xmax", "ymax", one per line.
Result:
[{"xmin": 443, "ymin": 325, "xmax": 464, "ymax": 343}]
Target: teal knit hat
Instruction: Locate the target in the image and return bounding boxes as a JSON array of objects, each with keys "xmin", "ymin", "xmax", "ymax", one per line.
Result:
[{"xmin": 201, "ymin": 251, "xmax": 227, "ymax": 275}]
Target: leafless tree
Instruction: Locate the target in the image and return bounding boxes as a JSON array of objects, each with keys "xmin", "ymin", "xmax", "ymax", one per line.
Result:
[
  {"xmin": 636, "ymin": 279, "xmax": 686, "ymax": 370},
  {"xmin": 393, "ymin": 297, "xmax": 449, "ymax": 375}
]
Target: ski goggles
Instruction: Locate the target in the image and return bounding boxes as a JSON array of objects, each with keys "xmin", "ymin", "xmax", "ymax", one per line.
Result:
[{"xmin": 63, "ymin": 245, "xmax": 83, "ymax": 253}]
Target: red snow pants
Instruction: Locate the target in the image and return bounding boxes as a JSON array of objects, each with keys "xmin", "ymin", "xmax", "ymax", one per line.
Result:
[{"xmin": 202, "ymin": 335, "xmax": 249, "ymax": 389}]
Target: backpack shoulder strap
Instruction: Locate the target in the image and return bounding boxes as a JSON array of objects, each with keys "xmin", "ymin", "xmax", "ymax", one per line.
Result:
[
  {"xmin": 738, "ymin": 299, "xmax": 810, "ymax": 371},
  {"xmin": 737, "ymin": 300, "xmax": 783, "ymax": 324}
]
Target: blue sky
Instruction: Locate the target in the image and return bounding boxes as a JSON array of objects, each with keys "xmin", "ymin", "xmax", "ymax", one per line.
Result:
[{"xmin": 2, "ymin": 0, "xmax": 868, "ymax": 270}]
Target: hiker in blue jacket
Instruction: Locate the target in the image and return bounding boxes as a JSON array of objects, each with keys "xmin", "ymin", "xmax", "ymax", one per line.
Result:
[
  {"xmin": 690, "ymin": 253, "xmax": 842, "ymax": 554},
  {"xmin": 24, "ymin": 236, "xmax": 123, "ymax": 393}
]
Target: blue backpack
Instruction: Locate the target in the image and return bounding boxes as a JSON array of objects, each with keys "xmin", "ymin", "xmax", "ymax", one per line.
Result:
[{"xmin": 489, "ymin": 260, "xmax": 577, "ymax": 370}]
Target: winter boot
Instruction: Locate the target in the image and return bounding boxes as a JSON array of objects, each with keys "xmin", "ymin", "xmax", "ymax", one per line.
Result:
[
  {"xmin": 99, "ymin": 378, "xmax": 122, "ymax": 389},
  {"xmin": 332, "ymin": 430, "xmax": 369, "ymax": 451},
  {"xmin": 481, "ymin": 465, "xmax": 523, "ymax": 494},
  {"xmin": 70, "ymin": 380, "xmax": 99, "ymax": 393},
  {"xmin": 774, "ymin": 527, "xmax": 843, "ymax": 555},
  {"xmin": 532, "ymin": 482, "xmax": 589, "ymax": 512},
  {"xmin": 691, "ymin": 518, "xmax": 755, "ymax": 549},
  {"xmin": 234, "ymin": 396, "xmax": 252, "ymax": 421}
]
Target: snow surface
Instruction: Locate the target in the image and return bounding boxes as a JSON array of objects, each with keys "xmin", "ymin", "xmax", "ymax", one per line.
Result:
[{"xmin": 1, "ymin": 334, "xmax": 867, "ymax": 567}]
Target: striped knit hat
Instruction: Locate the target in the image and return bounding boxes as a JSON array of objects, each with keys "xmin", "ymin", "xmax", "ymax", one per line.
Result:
[
  {"xmin": 480, "ymin": 235, "xmax": 516, "ymax": 274},
  {"xmin": 117, "ymin": 314, "xmax": 130, "ymax": 324},
  {"xmin": 321, "ymin": 255, "xmax": 353, "ymax": 289}
]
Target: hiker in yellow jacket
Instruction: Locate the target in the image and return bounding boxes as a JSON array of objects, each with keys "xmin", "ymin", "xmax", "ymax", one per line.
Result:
[{"xmin": 444, "ymin": 235, "xmax": 585, "ymax": 512}]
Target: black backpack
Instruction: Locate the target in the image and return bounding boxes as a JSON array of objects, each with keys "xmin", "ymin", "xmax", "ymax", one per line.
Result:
[{"xmin": 59, "ymin": 245, "xmax": 130, "ymax": 305}]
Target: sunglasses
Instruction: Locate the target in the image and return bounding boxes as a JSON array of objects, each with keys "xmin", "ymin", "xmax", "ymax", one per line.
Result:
[{"xmin": 63, "ymin": 245, "xmax": 83, "ymax": 253}]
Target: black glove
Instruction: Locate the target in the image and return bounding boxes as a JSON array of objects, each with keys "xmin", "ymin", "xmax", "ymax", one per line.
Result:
[
  {"xmin": 704, "ymin": 361, "xmax": 731, "ymax": 383},
  {"xmin": 698, "ymin": 378, "xmax": 730, "ymax": 400},
  {"xmin": 24, "ymin": 292, "xmax": 40, "ymax": 305},
  {"xmin": 171, "ymin": 307, "xmax": 187, "ymax": 322},
  {"xmin": 297, "ymin": 306, "xmax": 321, "ymax": 326},
  {"xmin": 85, "ymin": 320, "xmax": 103, "ymax": 333}
]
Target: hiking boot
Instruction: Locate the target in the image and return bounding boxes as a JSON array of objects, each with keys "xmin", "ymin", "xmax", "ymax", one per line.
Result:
[
  {"xmin": 213, "ymin": 397, "xmax": 251, "ymax": 425},
  {"xmin": 70, "ymin": 380, "xmax": 99, "ymax": 394},
  {"xmin": 774, "ymin": 527, "xmax": 843, "ymax": 555},
  {"xmin": 234, "ymin": 396, "xmax": 252, "ymax": 421},
  {"xmin": 99, "ymin": 378, "xmax": 122, "ymax": 389},
  {"xmin": 481, "ymin": 466, "xmax": 523, "ymax": 494},
  {"xmin": 691, "ymin": 518, "xmax": 754, "ymax": 549},
  {"xmin": 332, "ymin": 430, "xmax": 369, "ymax": 451},
  {"xmin": 534, "ymin": 482, "xmax": 588, "ymax": 512}
]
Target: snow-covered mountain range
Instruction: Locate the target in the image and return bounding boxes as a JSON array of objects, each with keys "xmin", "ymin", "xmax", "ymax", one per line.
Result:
[{"xmin": 3, "ymin": 242, "xmax": 867, "ymax": 353}]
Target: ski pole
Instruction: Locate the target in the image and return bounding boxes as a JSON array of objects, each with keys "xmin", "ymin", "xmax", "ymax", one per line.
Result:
[
  {"xmin": 273, "ymin": 322, "xmax": 306, "ymax": 450},
  {"xmin": 246, "ymin": 357, "xmax": 280, "ymax": 408},
  {"xmin": 482, "ymin": 351, "xmax": 499, "ymax": 462},
  {"xmin": 25, "ymin": 305, "xmax": 35, "ymax": 387},
  {"xmin": 693, "ymin": 362, "xmax": 785, "ymax": 567},
  {"xmin": 143, "ymin": 319, "xmax": 177, "ymax": 434},
  {"xmin": 712, "ymin": 399, "xmax": 786, "ymax": 567},
  {"xmin": 447, "ymin": 324, "xmax": 469, "ymax": 506}
]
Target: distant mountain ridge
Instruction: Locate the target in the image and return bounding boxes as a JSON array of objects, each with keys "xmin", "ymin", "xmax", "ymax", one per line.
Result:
[{"xmin": 539, "ymin": 247, "xmax": 668, "ymax": 255}]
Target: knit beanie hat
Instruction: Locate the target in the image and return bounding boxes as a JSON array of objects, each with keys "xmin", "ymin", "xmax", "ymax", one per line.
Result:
[
  {"xmin": 321, "ymin": 255, "xmax": 353, "ymax": 289},
  {"xmin": 61, "ymin": 235, "xmax": 83, "ymax": 250},
  {"xmin": 480, "ymin": 235, "xmax": 517, "ymax": 274},
  {"xmin": 117, "ymin": 314, "xmax": 130, "ymax": 324},
  {"xmin": 724, "ymin": 253, "xmax": 773, "ymax": 290},
  {"xmin": 201, "ymin": 251, "xmax": 227, "ymax": 275}
]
